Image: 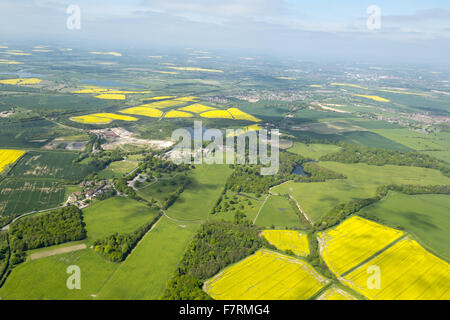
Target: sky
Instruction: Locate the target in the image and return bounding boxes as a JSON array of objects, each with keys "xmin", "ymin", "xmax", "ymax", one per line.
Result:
[{"xmin": 1, "ymin": 0, "xmax": 449, "ymax": 63}]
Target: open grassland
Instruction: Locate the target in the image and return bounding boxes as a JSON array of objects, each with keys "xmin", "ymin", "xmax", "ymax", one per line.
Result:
[
  {"xmin": 0, "ymin": 179, "xmax": 65, "ymax": 218},
  {"xmin": 97, "ymin": 165, "xmax": 232, "ymax": 299},
  {"xmin": 262, "ymin": 230, "xmax": 309, "ymax": 256},
  {"xmin": 10, "ymin": 151, "xmax": 95, "ymax": 180},
  {"xmin": 0, "ymin": 149, "xmax": 25, "ymax": 173},
  {"xmin": 360, "ymin": 192, "xmax": 450, "ymax": 261},
  {"xmin": 97, "ymin": 217, "xmax": 197, "ymax": 299},
  {"xmin": 316, "ymin": 286, "xmax": 356, "ymax": 300},
  {"xmin": 0, "ymin": 249, "xmax": 118, "ymax": 300},
  {"xmin": 227, "ymin": 108, "xmax": 261, "ymax": 122},
  {"xmin": 371, "ymin": 129, "xmax": 450, "ymax": 152},
  {"xmin": 204, "ymin": 249, "xmax": 328, "ymax": 300},
  {"xmin": 254, "ymin": 195, "xmax": 301, "ymax": 229},
  {"xmin": 178, "ymin": 103, "xmax": 216, "ymax": 113},
  {"xmin": 272, "ymin": 162, "xmax": 450, "ymax": 222},
  {"xmin": 343, "ymin": 239, "xmax": 450, "ymax": 300},
  {"xmin": 98, "ymin": 161, "xmax": 138, "ymax": 179},
  {"xmin": 136, "ymin": 174, "xmax": 189, "ymax": 204},
  {"xmin": 287, "ymin": 142, "xmax": 341, "ymax": 160},
  {"xmin": 83, "ymin": 197, "xmax": 160, "ymax": 244},
  {"xmin": 318, "ymin": 216, "xmax": 404, "ymax": 276},
  {"xmin": 120, "ymin": 107, "xmax": 163, "ymax": 118}
]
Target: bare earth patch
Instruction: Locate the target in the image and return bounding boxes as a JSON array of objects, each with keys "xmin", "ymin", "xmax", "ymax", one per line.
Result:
[{"xmin": 29, "ymin": 244, "xmax": 87, "ymax": 260}]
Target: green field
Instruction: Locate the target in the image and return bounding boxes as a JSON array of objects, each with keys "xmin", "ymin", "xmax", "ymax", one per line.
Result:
[
  {"xmin": 272, "ymin": 162, "xmax": 450, "ymax": 222},
  {"xmin": 137, "ymin": 173, "xmax": 189, "ymax": 204},
  {"xmin": 287, "ymin": 142, "xmax": 341, "ymax": 160},
  {"xmin": 0, "ymin": 249, "xmax": 118, "ymax": 300},
  {"xmin": 0, "ymin": 178, "xmax": 65, "ymax": 219},
  {"xmin": 371, "ymin": 129, "xmax": 450, "ymax": 152},
  {"xmin": 97, "ymin": 161, "xmax": 139, "ymax": 179},
  {"xmin": 254, "ymin": 195, "xmax": 301, "ymax": 228},
  {"xmin": 83, "ymin": 196, "xmax": 159, "ymax": 243},
  {"xmin": 96, "ymin": 164, "xmax": 232, "ymax": 299},
  {"xmin": 359, "ymin": 192, "xmax": 450, "ymax": 261},
  {"xmin": 10, "ymin": 151, "xmax": 95, "ymax": 181}
]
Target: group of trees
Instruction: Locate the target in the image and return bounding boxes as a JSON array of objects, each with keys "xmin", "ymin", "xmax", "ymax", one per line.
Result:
[
  {"xmin": 8, "ymin": 205, "xmax": 87, "ymax": 252},
  {"xmin": 320, "ymin": 145, "xmax": 450, "ymax": 177},
  {"xmin": 225, "ymin": 152, "xmax": 305, "ymax": 195},
  {"xmin": 162, "ymin": 220, "xmax": 268, "ymax": 300},
  {"xmin": 93, "ymin": 212, "xmax": 162, "ymax": 262},
  {"xmin": 294, "ymin": 162, "xmax": 346, "ymax": 183}
]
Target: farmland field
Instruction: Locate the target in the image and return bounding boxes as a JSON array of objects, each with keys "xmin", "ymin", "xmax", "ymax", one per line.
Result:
[
  {"xmin": 97, "ymin": 161, "xmax": 138, "ymax": 179},
  {"xmin": 343, "ymin": 239, "xmax": 450, "ymax": 300},
  {"xmin": 318, "ymin": 216, "xmax": 404, "ymax": 276},
  {"xmin": 0, "ymin": 179, "xmax": 65, "ymax": 220},
  {"xmin": 272, "ymin": 162, "xmax": 450, "ymax": 222},
  {"xmin": 204, "ymin": 249, "xmax": 328, "ymax": 300},
  {"xmin": 0, "ymin": 249, "xmax": 118, "ymax": 300},
  {"xmin": 254, "ymin": 195, "xmax": 300, "ymax": 228},
  {"xmin": 0, "ymin": 149, "xmax": 25, "ymax": 173},
  {"xmin": 262, "ymin": 230, "xmax": 309, "ymax": 256},
  {"xmin": 10, "ymin": 151, "xmax": 95, "ymax": 181},
  {"xmin": 359, "ymin": 192, "xmax": 450, "ymax": 261},
  {"xmin": 316, "ymin": 286, "xmax": 356, "ymax": 300},
  {"xmin": 82, "ymin": 197, "xmax": 160, "ymax": 243},
  {"xmin": 287, "ymin": 142, "xmax": 341, "ymax": 160}
]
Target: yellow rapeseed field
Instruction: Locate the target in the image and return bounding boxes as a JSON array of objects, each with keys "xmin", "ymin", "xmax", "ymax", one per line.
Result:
[
  {"xmin": 164, "ymin": 110, "xmax": 193, "ymax": 118},
  {"xmin": 226, "ymin": 124, "xmax": 263, "ymax": 137},
  {"xmin": 90, "ymin": 51, "xmax": 122, "ymax": 57},
  {"xmin": 94, "ymin": 94, "xmax": 126, "ymax": 100},
  {"xmin": 0, "ymin": 59, "xmax": 22, "ymax": 65},
  {"xmin": 74, "ymin": 86, "xmax": 151, "ymax": 95},
  {"xmin": 262, "ymin": 230, "xmax": 310, "ymax": 256},
  {"xmin": 316, "ymin": 287, "xmax": 356, "ymax": 300},
  {"xmin": 378, "ymin": 89, "xmax": 427, "ymax": 96},
  {"xmin": 178, "ymin": 103, "xmax": 216, "ymax": 113},
  {"xmin": 71, "ymin": 113, "xmax": 137, "ymax": 124},
  {"xmin": 204, "ymin": 249, "xmax": 328, "ymax": 300},
  {"xmin": 2, "ymin": 51, "xmax": 31, "ymax": 56},
  {"xmin": 0, "ymin": 149, "xmax": 26, "ymax": 173},
  {"xmin": 318, "ymin": 216, "xmax": 404, "ymax": 276},
  {"xmin": 120, "ymin": 107, "xmax": 163, "ymax": 118},
  {"xmin": 141, "ymin": 100, "xmax": 185, "ymax": 109},
  {"xmin": 0, "ymin": 78, "xmax": 42, "ymax": 85},
  {"xmin": 200, "ymin": 110, "xmax": 233, "ymax": 119},
  {"xmin": 227, "ymin": 108, "xmax": 261, "ymax": 122},
  {"xmin": 342, "ymin": 238, "xmax": 450, "ymax": 300},
  {"xmin": 310, "ymin": 85, "xmax": 322, "ymax": 88},
  {"xmin": 355, "ymin": 94, "xmax": 390, "ymax": 103}
]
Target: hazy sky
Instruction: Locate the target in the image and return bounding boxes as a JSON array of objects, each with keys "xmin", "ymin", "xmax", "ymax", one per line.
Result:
[{"xmin": 1, "ymin": 0, "xmax": 449, "ymax": 63}]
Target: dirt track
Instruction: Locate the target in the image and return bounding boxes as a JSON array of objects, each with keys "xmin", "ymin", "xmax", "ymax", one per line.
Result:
[{"xmin": 29, "ymin": 244, "xmax": 87, "ymax": 260}]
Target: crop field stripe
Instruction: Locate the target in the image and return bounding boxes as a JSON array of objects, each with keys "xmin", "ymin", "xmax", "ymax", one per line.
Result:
[{"xmin": 341, "ymin": 233, "xmax": 407, "ymax": 277}]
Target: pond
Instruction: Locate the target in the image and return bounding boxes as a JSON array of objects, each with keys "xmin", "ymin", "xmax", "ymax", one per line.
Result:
[{"xmin": 292, "ymin": 165, "xmax": 307, "ymax": 176}]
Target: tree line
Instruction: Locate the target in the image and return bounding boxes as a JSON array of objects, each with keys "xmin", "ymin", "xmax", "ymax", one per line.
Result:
[{"xmin": 162, "ymin": 220, "xmax": 268, "ymax": 300}]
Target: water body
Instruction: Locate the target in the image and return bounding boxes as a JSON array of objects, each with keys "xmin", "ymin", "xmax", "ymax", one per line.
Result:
[
  {"xmin": 292, "ymin": 165, "xmax": 307, "ymax": 176},
  {"xmin": 81, "ymin": 79, "xmax": 145, "ymax": 88}
]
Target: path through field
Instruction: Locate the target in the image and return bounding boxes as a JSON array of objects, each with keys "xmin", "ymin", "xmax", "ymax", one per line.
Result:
[{"xmin": 29, "ymin": 244, "xmax": 87, "ymax": 260}]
